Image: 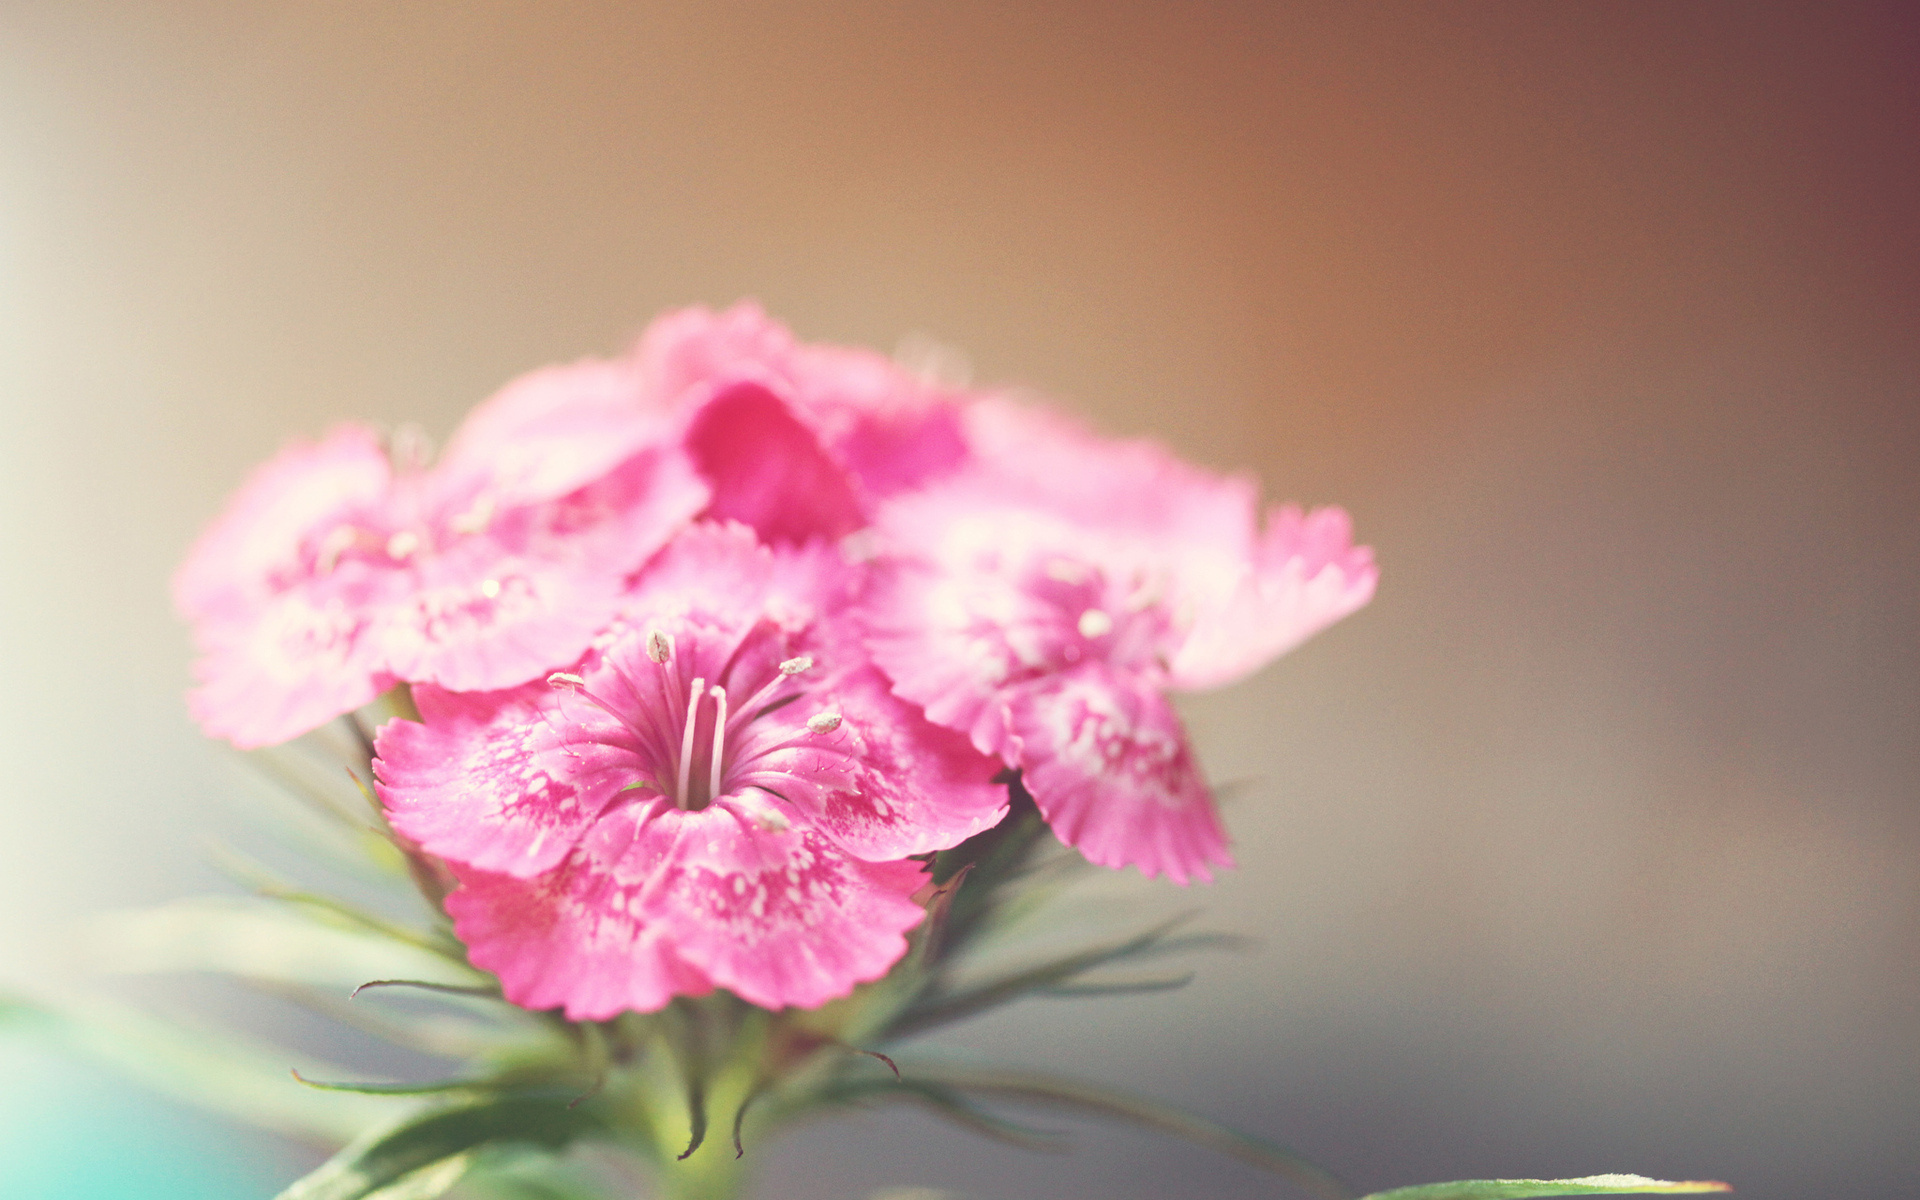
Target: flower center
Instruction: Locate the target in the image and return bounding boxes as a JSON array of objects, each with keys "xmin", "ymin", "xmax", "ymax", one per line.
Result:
[{"xmin": 550, "ymin": 638, "xmax": 833, "ymax": 813}]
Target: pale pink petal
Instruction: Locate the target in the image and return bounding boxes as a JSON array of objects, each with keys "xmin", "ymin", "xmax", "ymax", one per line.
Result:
[
  {"xmin": 446, "ymin": 854, "xmax": 714, "ymax": 1021},
  {"xmin": 859, "ymin": 555, "xmax": 1050, "ymax": 757},
  {"xmin": 436, "ymin": 355, "xmax": 670, "ymax": 509},
  {"xmin": 637, "ymin": 301, "xmax": 796, "ymax": 406},
  {"xmin": 172, "ymin": 425, "xmax": 391, "ymax": 618},
  {"xmin": 375, "ymin": 682, "xmax": 646, "ymax": 879},
  {"xmin": 376, "ymin": 446, "xmax": 708, "ymax": 693},
  {"xmin": 1004, "ymin": 665, "xmax": 1232, "ymax": 886},
  {"xmin": 1167, "ymin": 504, "xmax": 1380, "ymax": 691},
  {"xmin": 185, "ymin": 587, "xmax": 393, "ymax": 749}
]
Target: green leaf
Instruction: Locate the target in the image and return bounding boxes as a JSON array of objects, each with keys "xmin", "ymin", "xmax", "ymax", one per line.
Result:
[
  {"xmin": 292, "ymin": 1069, "xmax": 495, "ymax": 1097},
  {"xmin": 1038, "ymin": 971, "xmax": 1195, "ymax": 998},
  {"xmin": 276, "ymin": 1097, "xmax": 601, "ymax": 1200},
  {"xmin": 1359, "ymin": 1178, "xmax": 1731, "ymax": 1200},
  {"xmin": 890, "ymin": 912, "xmax": 1218, "ymax": 1036},
  {"xmin": 887, "ymin": 1054, "xmax": 1352, "ymax": 1200},
  {"xmin": 360, "ymin": 1154, "xmax": 471, "ymax": 1200},
  {"xmin": 813, "ymin": 1076, "xmax": 1067, "ymax": 1154}
]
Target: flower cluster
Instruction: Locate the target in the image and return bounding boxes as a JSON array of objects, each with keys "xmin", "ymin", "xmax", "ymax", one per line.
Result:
[{"xmin": 176, "ymin": 303, "xmax": 1376, "ymax": 1019}]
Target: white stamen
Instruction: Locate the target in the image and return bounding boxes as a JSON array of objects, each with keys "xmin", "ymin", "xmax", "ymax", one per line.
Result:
[
  {"xmin": 806, "ymin": 711, "xmax": 842, "ymax": 734},
  {"xmin": 708, "ymin": 686, "xmax": 728, "ymax": 802},
  {"xmin": 779, "ymin": 655, "xmax": 814, "ymax": 676},
  {"xmin": 677, "ymin": 678, "xmax": 706, "ymax": 807},
  {"xmin": 479, "ymin": 578, "xmax": 501, "ymax": 599},
  {"xmin": 448, "ymin": 493, "xmax": 495, "ymax": 535},
  {"xmin": 647, "ymin": 628, "xmax": 672, "ymax": 664},
  {"xmin": 317, "ymin": 525, "xmax": 357, "ymax": 574},
  {"xmin": 1077, "ymin": 608, "xmax": 1114, "ymax": 638},
  {"xmin": 386, "ymin": 530, "xmax": 420, "ymax": 560},
  {"xmin": 547, "ymin": 672, "xmax": 585, "ymax": 688}
]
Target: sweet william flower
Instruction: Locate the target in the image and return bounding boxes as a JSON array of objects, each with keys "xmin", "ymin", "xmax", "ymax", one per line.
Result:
[
  {"xmin": 176, "ymin": 362, "xmax": 708, "ymax": 749},
  {"xmin": 374, "ymin": 524, "xmax": 1007, "ymax": 1018},
  {"xmin": 861, "ymin": 399, "xmax": 1377, "ymax": 884}
]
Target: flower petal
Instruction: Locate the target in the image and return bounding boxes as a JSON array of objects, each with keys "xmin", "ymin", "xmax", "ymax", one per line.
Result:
[
  {"xmin": 628, "ymin": 802, "xmax": 929, "ymax": 1011},
  {"xmin": 172, "ymin": 424, "xmax": 391, "ymax": 619},
  {"xmin": 685, "ymin": 383, "xmax": 866, "ymax": 544},
  {"xmin": 446, "ymin": 853, "xmax": 714, "ymax": 1021},
  {"xmin": 1005, "ymin": 665, "xmax": 1232, "ymax": 885},
  {"xmin": 731, "ymin": 663, "xmax": 1008, "ymax": 862},
  {"xmin": 375, "ymin": 682, "xmax": 648, "ymax": 879}
]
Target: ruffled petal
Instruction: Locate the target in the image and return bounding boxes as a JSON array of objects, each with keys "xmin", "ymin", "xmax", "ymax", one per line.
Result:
[
  {"xmin": 184, "ymin": 586, "xmax": 393, "ymax": 749},
  {"xmin": 375, "ymin": 446, "xmax": 708, "ymax": 693},
  {"xmin": 859, "ymin": 550, "xmax": 1070, "ymax": 758},
  {"xmin": 1167, "ymin": 504, "xmax": 1379, "ymax": 691},
  {"xmin": 375, "ymin": 682, "xmax": 648, "ymax": 879},
  {"xmin": 172, "ymin": 425, "xmax": 391, "ymax": 619},
  {"xmin": 1005, "ymin": 665, "xmax": 1231, "ymax": 885},
  {"xmin": 731, "ymin": 663, "xmax": 1007, "ymax": 861},
  {"xmin": 436, "ymin": 355, "xmax": 671, "ymax": 509},
  {"xmin": 627, "ymin": 802, "xmax": 928, "ymax": 1011},
  {"xmin": 446, "ymin": 851, "xmax": 715, "ymax": 1021}
]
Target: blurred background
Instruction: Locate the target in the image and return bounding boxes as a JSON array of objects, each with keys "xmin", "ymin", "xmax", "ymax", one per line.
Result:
[{"xmin": 1, "ymin": 3, "xmax": 1914, "ymax": 1198}]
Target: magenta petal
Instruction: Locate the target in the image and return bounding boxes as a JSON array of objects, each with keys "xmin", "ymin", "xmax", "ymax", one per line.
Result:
[
  {"xmin": 686, "ymin": 384, "xmax": 866, "ymax": 544},
  {"xmin": 375, "ymin": 683, "xmax": 646, "ymax": 879},
  {"xmin": 446, "ymin": 858, "xmax": 715, "ymax": 1021},
  {"xmin": 1006, "ymin": 666, "xmax": 1232, "ymax": 885},
  {"xmin": 732, "ymin": 664, "xmax": 1007, "ymax": 861},
  {"xmin": 633, "ymin": 803, "xmax": 929, "ymax": 1010}
]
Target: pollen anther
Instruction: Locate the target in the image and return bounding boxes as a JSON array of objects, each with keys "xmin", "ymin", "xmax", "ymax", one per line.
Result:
[
  {"xmin": 806, "ymin": 711, "xmax": 842, "ymax": 734},
  {"xmin": 1077, "ymin": 608, "xmax": 1114, "ymax": 638},
  {"xmin": 780, "ymin": 656, "xmax": 814, "ymax": 676},
  {"xmin": 548, "ymin": 672, "xmax": 585, "ymax": 688},
  {"xmin": 647, "ymin": 629, "xmax": 673, "ymax": 664}
]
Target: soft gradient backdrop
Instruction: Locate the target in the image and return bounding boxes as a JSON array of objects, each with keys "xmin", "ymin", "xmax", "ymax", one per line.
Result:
[{"xmin": 2, "ymin": 4, "xmax": 1914, "ymax": 1198}]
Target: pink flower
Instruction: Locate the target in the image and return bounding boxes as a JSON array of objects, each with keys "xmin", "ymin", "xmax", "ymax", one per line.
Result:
[
  {"xmin": 176, "ymin": 364, "xmax": 708, "ymax": 748},
  {"xmin": 374, "ymin": 524, "xmax": 1007, "ymax": 1017},
  {"xmin": 639, "ymin": 303, "xmax": 970, "ymax": 543},
  {"xmin": 861, "ymin": 400, "xmax": 1377, "ymax": 884}
]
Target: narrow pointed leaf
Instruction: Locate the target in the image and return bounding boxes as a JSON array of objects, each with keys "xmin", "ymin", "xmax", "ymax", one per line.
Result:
[
  {"xmin": 1040, "ymin": 972, "xmax": 1196, "ymax": 998},
  {"xmin": 292, "ymin": 1069, "xmax": 494, "ymax": 1096},
  {"xmin": 815, "ymin": 1077, "xmax": 1067, "ymax": 1153},
  {"xmin": 891, "ymin": 912, "xmax": 1208, "ymax": 1036},
  {"xmin": 890, "ymin": 1056, "xmax": 1352, "ymax": 1200},
  {"xmin": 276, "ymin": 1097, "xmax": 600, "ymax": 1200},
  {"xmin": 1360, "ymin": 1178, "xmax": 1731, "ymax": 1200}
]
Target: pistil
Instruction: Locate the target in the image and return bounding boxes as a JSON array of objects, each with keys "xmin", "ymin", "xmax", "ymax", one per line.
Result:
[
  {"xmin": 676, "ymin": 678, "xmax": 706, "ymax": 808},
  {"xmin": 708, "ymin": 686, "xmax": 729, "ymax": 804}
]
